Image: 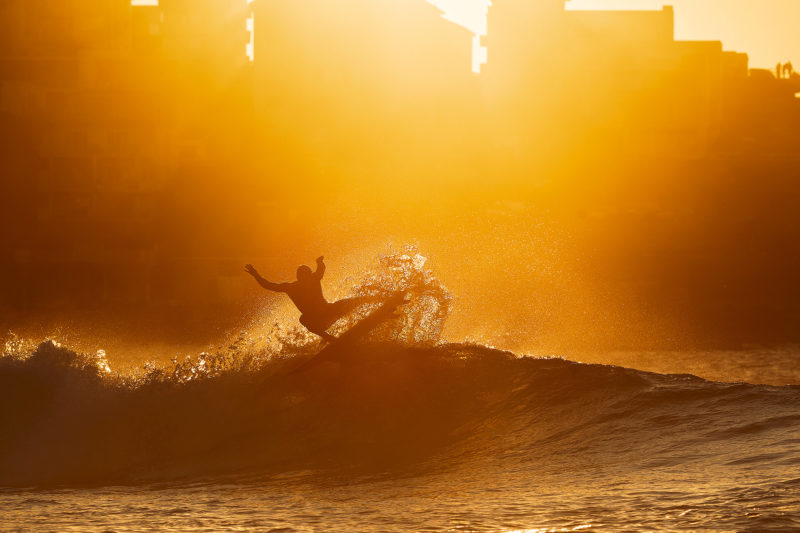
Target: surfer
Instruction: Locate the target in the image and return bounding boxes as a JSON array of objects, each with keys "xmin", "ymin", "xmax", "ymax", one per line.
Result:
[{"xmin": 245, "ymin": 256, "xmax": 378, "ymax": 342}]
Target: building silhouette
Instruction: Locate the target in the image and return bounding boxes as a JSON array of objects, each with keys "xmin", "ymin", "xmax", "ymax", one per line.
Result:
[
  {"xmin": 483, "ymin": 3, "xmax": 758, "ymax": 159},
  {"xmin": 0, "ymin": 0, "xmax": 252, "ymax": 328}
]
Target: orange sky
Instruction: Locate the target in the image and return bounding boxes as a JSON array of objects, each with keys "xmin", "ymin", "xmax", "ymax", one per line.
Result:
[{"xmin": 433, "ymin": 0, "xmax": 798, "ymax": 69}]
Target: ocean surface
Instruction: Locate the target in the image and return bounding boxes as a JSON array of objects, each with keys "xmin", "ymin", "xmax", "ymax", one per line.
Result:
[
  {"xmin": 2, "ymin": 339, "xmax": 799, "ymax": 532},
  {"xmin": 2, "ymin": 255, "xmax": 799, "ymax": 532}
]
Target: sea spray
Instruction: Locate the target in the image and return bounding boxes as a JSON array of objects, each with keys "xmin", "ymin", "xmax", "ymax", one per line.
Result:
[
  {"xmin": 243, "ymin": 245, "xmax": 454, "ymax": 347},
  {"xmin": 346, "ymin": 245, "xmax": 454, "ymax": 343}
]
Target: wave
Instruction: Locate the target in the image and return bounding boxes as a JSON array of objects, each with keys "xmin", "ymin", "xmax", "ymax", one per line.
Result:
[
  {"xmin": 1, "ymin": 336, "xmax": 798, "ymax": 487},
  {"xmin": 1, "ymin": 248, "xmax": 798, "ymax": 487}
]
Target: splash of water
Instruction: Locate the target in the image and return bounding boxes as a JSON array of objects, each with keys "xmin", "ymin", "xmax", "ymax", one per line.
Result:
[
  {"xmin": 239, "ymin": 245, "xmax": 454, "ymax": 353},
  {"xmin": 345, "ymin": 245, "xmax": 453, "ymax": 344}
]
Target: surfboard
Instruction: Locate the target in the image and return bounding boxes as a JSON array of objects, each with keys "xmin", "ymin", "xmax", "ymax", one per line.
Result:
[{"xmin": 289, "ymin": 292, "xmax": 408, "ymax": 374}]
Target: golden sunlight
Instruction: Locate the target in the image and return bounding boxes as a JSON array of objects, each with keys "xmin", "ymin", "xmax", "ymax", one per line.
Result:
[{"xmin": 4, "ymin": 0, "xmax": 800, "ymax": 531}]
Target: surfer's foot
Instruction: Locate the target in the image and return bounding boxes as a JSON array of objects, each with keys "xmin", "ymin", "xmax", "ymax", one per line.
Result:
[
  {"xmin": 381, "ymin": 294, "xmax": 409, "ymax": 316},
  {"xmin": 389, "ymin": 292, "xmax": 410, "ymax": 305}
]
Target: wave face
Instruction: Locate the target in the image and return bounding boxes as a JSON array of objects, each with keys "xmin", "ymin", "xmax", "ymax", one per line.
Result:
[
  {"xmin": 1, "ymin": 247, "xmax": 799, "ymax": 531},
  {"xmin": 3, "ymin": 252, "xmax": 798, "ymax": 530},
  {"xmin": 1, "ymin": 336, "xmax": 799, "ymax": 488}
]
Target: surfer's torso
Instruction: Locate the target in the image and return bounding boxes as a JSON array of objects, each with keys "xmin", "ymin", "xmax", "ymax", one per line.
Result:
[{"xmin": 284, "ymin": 278, "xmax": 328, "ymax": 317}]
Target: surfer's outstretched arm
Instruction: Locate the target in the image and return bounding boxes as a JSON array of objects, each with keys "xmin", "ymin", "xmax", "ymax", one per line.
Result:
[
  {"xmin": 313, "ymin": 255, "xmax": 325, "ymax": 280},
  {"xmin": 244, "ymin": 264, "xmax": 289, "ymax": 293}
]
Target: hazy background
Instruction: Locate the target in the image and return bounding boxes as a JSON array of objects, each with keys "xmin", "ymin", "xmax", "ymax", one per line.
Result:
[{"xmin": 2, "ymin": 0, "xmax": 800, "ymax": 366}]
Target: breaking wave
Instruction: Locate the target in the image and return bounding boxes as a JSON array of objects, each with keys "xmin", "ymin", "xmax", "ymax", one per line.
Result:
[
  {"xmin": 2, "ymin": 337, "xmax": 799, "ymax": 487},
  {"xmin": 1, "ymin": 248, "xmax": 798, "ymax": 488}
]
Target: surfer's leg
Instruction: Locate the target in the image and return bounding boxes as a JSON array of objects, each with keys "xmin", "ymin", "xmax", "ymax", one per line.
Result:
[
  {"xmin": 329, "ymin": 295, "xmax": 382, "ymax": 317},
  {"xmin": 299, "ymin": 314, "xmax": 337, "ymax": 342}
]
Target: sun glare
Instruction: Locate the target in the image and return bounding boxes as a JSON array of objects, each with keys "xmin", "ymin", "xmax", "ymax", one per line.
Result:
[{"xmin": 4, "ymin": 0, "xmax": 800, "ymax": 529}]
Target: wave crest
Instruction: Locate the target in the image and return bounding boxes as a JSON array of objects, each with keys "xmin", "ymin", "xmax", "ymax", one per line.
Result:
[{"xmin": 1, "ymin": 336, "xmax": 798, "ymax": 487}]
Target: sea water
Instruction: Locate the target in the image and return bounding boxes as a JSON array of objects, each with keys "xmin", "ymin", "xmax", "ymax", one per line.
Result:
[
  {"xmin": 2, "ymin": 252, "xmax": 798, "ymax": 532},
  {"xmin": 1, "ymin": 340, "xmax": 799, "ymax": 532}
]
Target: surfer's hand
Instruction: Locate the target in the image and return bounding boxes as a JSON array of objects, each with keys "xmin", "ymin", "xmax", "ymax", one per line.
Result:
[
  {"xmin": 244, "ymin": 264, "xmax": 259, "ymax": 277},
  {"xmin": 316, "ymin": 256, "xmax": 324, "ymax": 263}
]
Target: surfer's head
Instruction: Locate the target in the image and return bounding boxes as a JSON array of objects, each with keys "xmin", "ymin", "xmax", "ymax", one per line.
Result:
[{"xmin": 296, "ymin": 265, "xmax": 313, "ymax": 281}]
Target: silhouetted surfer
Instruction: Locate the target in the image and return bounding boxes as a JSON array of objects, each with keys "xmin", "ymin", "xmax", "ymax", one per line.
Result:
[{"xmin": 245, "ymin": 256, "xmax": 376, "ymax": 342}]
